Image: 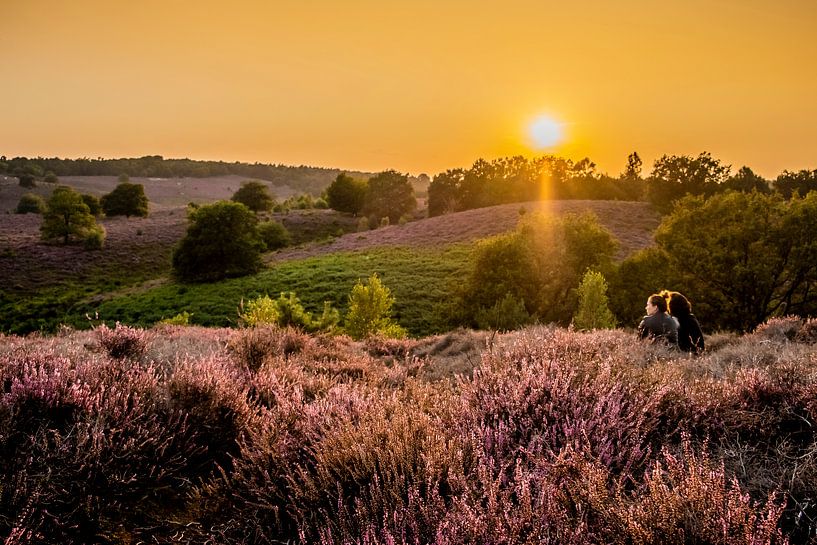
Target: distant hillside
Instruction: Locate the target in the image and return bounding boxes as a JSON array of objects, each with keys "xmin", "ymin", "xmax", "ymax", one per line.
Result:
[
  {"xmin": 1, "ymin": 155, "xmax": 427, "ymax": 196},
  {"xmin": 269, "ymin": 200, "xmax": 660, "ymax": 264}
]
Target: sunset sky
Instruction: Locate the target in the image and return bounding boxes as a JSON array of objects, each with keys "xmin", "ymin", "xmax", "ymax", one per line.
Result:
[{"xmin": 2, "ymin": 0, "xmax": 815, "ymax": 177}]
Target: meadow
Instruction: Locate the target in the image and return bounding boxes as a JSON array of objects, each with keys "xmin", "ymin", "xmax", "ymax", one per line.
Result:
[{"xmin": 2, "ymin": 318, "xmax": 816, "ymax": 544}]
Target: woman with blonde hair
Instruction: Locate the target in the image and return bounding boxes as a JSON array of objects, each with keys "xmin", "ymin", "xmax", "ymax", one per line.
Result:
[{"xmin": 661, "ymin": 290, "xmax": 704, "ymax": 353}]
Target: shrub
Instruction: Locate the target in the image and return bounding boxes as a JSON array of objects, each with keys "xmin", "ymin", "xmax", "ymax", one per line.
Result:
[
  {"xmin": 43, "ymin": 171, "xmax": 58, "ymax": 184},
  {"xmin": 15, "ymin": 193, "xmax": 45, "ymax": 214},
  {"xmin": 258, "ymin": 220, "xmax": 292, "ymax": 250},
  {"xmin": 344, "ymin": 274, "xmax": 406, "ymax": 340},
  {"xmin": 81, "ymin": 193, "xmax": 103, "ymax": 216},
  {"xmin": 100, "ymin": 182, "xmax": 149, "ymax": 217},
  {"xmin": 326, "ymin": 173, "xmax": 367, "ymax": 215},
  {"xmin": 573, "ymin": 270, "xmax": 617, "ymax": 330},
  {"xmin": 239, "ymin": 295, "xmax": 280, "ymax": 326},
  {"xmin": 231, "ymin": 180, "xmax": 275, "ymax": 212},
  {"xmin": 172, "ymin": 201, "xmax": 264, "ymax": 282},
  {"xmin": 159, "ymin": 311, "xmax": 193, "ymax": 326},
  {"xmin": 752, "ymin": 316, "xmax": 802, "ymax": 342},
  {"xmin": 94, "ymin": 322, "xmax": 150, "ymax": 360},
  {"xmin": 474, "ymin": 292, "xmax": 532, "ymax": 331},
  {"xmin": 83, "ymin": 225, "xmax": 106, "ymax": 250}
]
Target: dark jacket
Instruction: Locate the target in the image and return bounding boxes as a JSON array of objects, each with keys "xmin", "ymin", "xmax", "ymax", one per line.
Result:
[
  {"xmin": 675, "ymin": 313, "xmax": 704, "ymax": 353},
  {"xmin": 638, "ymin": 312, "xmax": 678, "ymax": 345}
]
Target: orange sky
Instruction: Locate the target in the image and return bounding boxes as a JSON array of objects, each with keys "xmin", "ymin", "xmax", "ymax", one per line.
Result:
[{"xmin": 1, "ymin": 0, "xmax": 815, "ymax": 178}]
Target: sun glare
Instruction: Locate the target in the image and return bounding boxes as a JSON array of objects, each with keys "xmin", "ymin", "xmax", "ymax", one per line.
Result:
[{"xmin": 528, "ymin": 115, "xmax": 564, "ymax": 149}]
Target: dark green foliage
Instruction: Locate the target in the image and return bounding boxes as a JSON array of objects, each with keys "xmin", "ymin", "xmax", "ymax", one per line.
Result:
[
  {"xmin": 17, "ymin": 173, "xmax": 36, "ymax": 188},
  {"xmin": 774, "ymin": 169, "xmax": 817, "ymax": 199},
  {"xmin": 654, "ymin": 191, "xmax": 817, "ymax": 331},
  {"xmin": 15, "ymin": 193, "xmax": 46, "ymax": 214},
  {"xmin": 81, "ymin": 194, "xmax": 103, "ymax": 216},
  {"xmin": 455, "ymin": 212, "xmax": 618, "ymax": 327},
  {"xmin": 40, "ymin": 185, "xmax": 98, "ymax": 245},
  {"xmin": 83, "ymin": 226, "xmax": 106, "ymax": 250},
  {"xmin": 258, "ymin": 220, "xmax": 292, "ymax": 250},
  {"xmin": 723, "ymin": 166, "xmax": 770, "ymax": 193},
  {"xmin": 231, "ymin": 180, "xmax": 275, "ymax": 212},
  {"xmin": 363, "ymin": 170, "xmax": 416, "ymax": 224},
  {"xmin": 43, "ymin": 171, "xmax": 59, "ymax": 183},
  {"xmin": 101, "ymin": 182, "xmax": 149, "ymax": 217},
  {"xmin": 608, "ymin": 247, "xmax": 675, "ymax": 327},
  {"xmin": 326, "ymin": 173, "xmax": 367, "ymax": 214},
  {"xmin": 474, "ymin": 292, "xmax": 532, "ymax": 331},
  {"xmin": 172, "ymin": 201, "xmax": 264, "ymax": 283},
  {"xmin": 646, "ymin": 152, "xmax": 730, "ymax": 213}
]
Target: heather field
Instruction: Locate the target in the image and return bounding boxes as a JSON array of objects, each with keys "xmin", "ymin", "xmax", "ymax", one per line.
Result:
[{"xmin": 2, "ymin": 318, "xmax": 817, "ymax": 544}]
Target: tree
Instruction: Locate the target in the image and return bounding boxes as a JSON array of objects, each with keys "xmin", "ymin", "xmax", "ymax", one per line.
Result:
[
  {"xmin": 43, "ymin": 171, "xmax": 59, "ymax": 184},
  {"xmin": 101, "ymin": 182, "xmax": 149, "ymax": 217},
  {"xmin": 343, "ymin": 274, "xmax": 406, "ymax": 340},
  {"xmin": 172, "ymin": 201, "xmax": 264, "ymax": 282},
  {"xmin": 231, "ymin": 180, "xmax": 275, "ymax": 212},
  {"xmin": 573, "ymin": 270, "xmax": 617, "ymax": 330},
  {"xmin": 40, "ymin": 185, "xmax": 98, "ymax": 244},
  {"xmin": 81, "ymin": 194, "xmax": 103, "ymax": 216},
  {"xmin": 363, "ymin": 170, "xmax": 416, "ymax": 224},
  {"xmin": 647, "ymin": 152, "xmax": 730, "ymax": 213},
  {"xmin": 16, "ymin": 193, "xmax": 46, "ymax": 214},
  {"xmin": 455, "ymin": 212, "xmax": 618, "ymax": 327},
  {"xmin": 723, "ymin": 166, "xmax": 770, "ymax": 193},
  {"xmin": 654, "ymin": 191, "xmax": 817, "ymax": 331},
  {"xmin": 774, "ymin": 169, "xmax": 817, "ymax": 199},
  {"xmin": 428, "ymin": 169, "xmax": 464, "ymax": 217},
  {"xmin": 326, "ymin": 173, "xmax": 366, "ymax": 215},
  {"xmin": 622, "ymin": 152, "xmax": 643, "ymax": 181}
]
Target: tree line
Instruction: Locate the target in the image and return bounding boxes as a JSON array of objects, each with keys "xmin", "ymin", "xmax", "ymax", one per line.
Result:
[
  {"xmin": 0, "ymin": 155, "xmax": 373, "ymax": 196},
  {"xmin": 426, "ymin": 152, "xmax": 817, "ymax": 216}
]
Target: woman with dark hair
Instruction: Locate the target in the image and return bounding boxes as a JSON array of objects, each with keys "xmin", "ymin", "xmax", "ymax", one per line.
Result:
[
  {"xmin": 661, "ymin": 290, "xmax": 705, "ymax": 353},
  {"xmin": 638, "ymin": 293, "xmax": 678, "ymax": 346}
]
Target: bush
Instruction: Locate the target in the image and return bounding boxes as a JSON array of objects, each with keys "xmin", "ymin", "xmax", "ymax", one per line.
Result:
[
  {"xmin": 344, "ymin": 274, "xmax": 406, "ymax": 340},
  {"xmin": 15, "ymin": 193, "xmax": 45, "ymax": 214},
  {"xmin": 573, "ymin": 270, "xmax": 617, "ymax": 330},
  {"xmin": 326, "ymin": 173, "xmax": 367, "ymax": 214},
  {"xmin": 474, "ymin": 292, "xmax": 532, "ymax": 331},
  {"xmin": 101, "ymin": 182, "xmax": 149, "ymax": 217},
  {"xmin": 81, "ymin": 193, "xmax": 103, "ymax": 216},
  {"xmin": 94, "ymin": 322, "xmax": 150, "ymax": 360},
  {"xmin": 159, "ymin": 311, "xmax": 193, "ymax": 326},
  {"xmin": 83, "ymin": 225, "xmax": 106, "ymax": 250},
  {"xmin": 258, "ymin": 220, "xmax": 292, "ymax": 250},
  {"xmin": 172, "ymin": 201, "xmax": 264, "ymax": 282},
  {"xmin": 231, "ymin": 180, "xmax": 275, "ymax": 212},
  {"xmin": 239, "ymin": 295, "xmax": 280, "ymax": 326}
]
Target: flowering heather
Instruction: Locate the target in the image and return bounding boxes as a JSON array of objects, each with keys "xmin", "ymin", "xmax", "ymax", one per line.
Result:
[{"xmin": 2, "ymin": 319, "xmax": 816, "ymax": 543}]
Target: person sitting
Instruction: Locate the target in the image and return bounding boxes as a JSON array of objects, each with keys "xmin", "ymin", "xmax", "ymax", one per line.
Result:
[
  {"xmin": 638, "ymin": 293, "xmax": 678, "ymax": 346},
  {"xmin": 661, "ymin": 290, "xmax": 705, "ymax": 353}
]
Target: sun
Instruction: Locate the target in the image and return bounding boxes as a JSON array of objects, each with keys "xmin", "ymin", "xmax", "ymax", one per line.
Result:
[{"xmin": 528, "ymin": 115, "xmax": 564, "ymax": 149}]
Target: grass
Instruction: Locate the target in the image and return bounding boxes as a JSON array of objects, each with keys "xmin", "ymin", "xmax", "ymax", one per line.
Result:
[{"xmin": 64, "ymin": 244, "xmax": 473, "ymax": 337}]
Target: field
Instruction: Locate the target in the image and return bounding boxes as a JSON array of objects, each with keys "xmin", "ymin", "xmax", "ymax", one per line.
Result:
[
  {"xmin": 0, "ymin": 174, "xmax": 660, "ymax": 335},
  {"xmin": 2, "ymin": 318, "xmax": 816, "ymax": 543}
]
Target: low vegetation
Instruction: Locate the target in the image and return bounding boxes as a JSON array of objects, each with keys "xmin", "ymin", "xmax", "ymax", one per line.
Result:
[{"xmin": 2, "ymin": 318, "xmax": 816, "ymax": 543}]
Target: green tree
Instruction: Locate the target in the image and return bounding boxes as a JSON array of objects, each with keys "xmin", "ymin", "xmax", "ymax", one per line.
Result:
[
  {"xmin": 81, "ymin": 194, "xmax": 103, "ymax": 216},
  {"xmin": 456, "ymin": 212, "xmax": 618, "ymax": 327},
  {"xmin": 774, "ymin": 169, "xmax": 817, "ymax": 199},
  {"xmin": 16, "ymin": 193, "xmax": 46, "ymax": 214},
  {"xmin": 231, "ymin": 180, "xmax": 275, "ymax": 212},
  {"xmin": 43, "ymin": 171, "xmax": 59, "ymax": 183},
  {"xmin": 647, "ymin": 152, "xmax": 730, "ymax": 213},
  {"xmin": 40, "ymin": 185, "xmax": 98, "ymax": 244},
  {"xmin": 101, "ymin": 182, "xmax": 149, "ymax": 217},
  {"xmin": 344, "ymin": 274, "xmax": 406, "ymax": 340},
  {"xmin": 723, "ymin": 166, "xmax": 770, "ymax": 193},
  {"xmin": 172, "ymin": 201, "xmax": 264, "ymax": 282},
  {"xmin": 427, "ymin": 169, "xmax": 464, "ymax": 217},
  {"xmin": 654, "ymin": 191, "xmax": 817, "ymax": 331},
  {"xmin": 326, "ymin": 173, "xmax": 367, "ymax": 215},
  {"xmin": 363, "ymin": 170, "xmax": 416, "ymax": 224},
  {"xmin": 573, "ymin": 270, "xmax": 617, "ymax": 330},
  {"xmin": 257, "ymin": 220, "xmax": 291, "ymax": 250}
]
